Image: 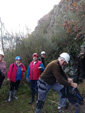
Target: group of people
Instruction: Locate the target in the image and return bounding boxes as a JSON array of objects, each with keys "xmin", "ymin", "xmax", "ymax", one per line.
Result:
[
  {"xmin": 0, "ymin": 51, "xmax": 46, "ymax": 102},
  {"xmin": 0, "ymin": 50, "xmax": 79, "ymax": 113}
]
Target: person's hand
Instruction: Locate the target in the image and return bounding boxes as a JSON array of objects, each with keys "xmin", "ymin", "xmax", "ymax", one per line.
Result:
[
  {"xmin": 26, "ymin": 78, "xmax": 28, "ymax": 81},
  {"xmin": 71, "ymin": 83, "xmax": 77, "ymax": 88},
  {"xmin": 21, "ymin": 68, "xmax": 24, "ymax": 71},
  {"xmin": 38, "ymin": 67, "xmax": 42, "ymax": 69},
  {"xmin": 68, "ymin": 78, "xmax": 73, "ymax": 83},
  {"xmin": 7, "ymin": 78, "xmax": 10, "ymax": 82}
]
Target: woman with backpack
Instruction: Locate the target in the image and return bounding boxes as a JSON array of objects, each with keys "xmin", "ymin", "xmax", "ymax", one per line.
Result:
[
  {"xmin": 0, "ymin": 51, "xmax": 6, "ymax": 89},
  {"xmin": 7, "ymin": 56, "xmax": 26, "ymax": 102}
]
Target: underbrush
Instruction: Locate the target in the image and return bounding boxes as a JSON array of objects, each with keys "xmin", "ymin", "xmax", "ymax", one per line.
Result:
[{"xmin": 0, "ymin": 79, "xmax": 85, "ymax": 113}]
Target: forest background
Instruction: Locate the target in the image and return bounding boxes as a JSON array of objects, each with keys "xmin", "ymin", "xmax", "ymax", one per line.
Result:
[{"xmin": 0, "ymin": 0, "xmax": 85, "ymax": 113}]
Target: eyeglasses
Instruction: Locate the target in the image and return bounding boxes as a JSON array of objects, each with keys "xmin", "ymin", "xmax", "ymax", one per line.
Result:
[{"xmin": 63, "ymin": 61, "xmax": 67, "ymax": 65}]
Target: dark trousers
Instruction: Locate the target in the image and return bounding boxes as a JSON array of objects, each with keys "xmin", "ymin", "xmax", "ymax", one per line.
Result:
[
  {"xmin": 10, "ymin": 80, "xmax": 20, "ymax": 91},
  {"xmin": 0, "ymin": 76, "xmax": 5, "ymax": 89},
  {"xmin": 30, "ymin": 80, "xmax": 38, "ymax": 100},
  {"xmin": 30, "ymin": 80, "xmax": 38, "ymax": 93},
  {"xmin": 35, "ymin": 78, "xmax": 67, "ymax": 113}
]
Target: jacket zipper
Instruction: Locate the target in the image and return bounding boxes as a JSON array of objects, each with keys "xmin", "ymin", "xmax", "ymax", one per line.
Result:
[{"xmin": 32, "ymin": 63, "xmax": 35, "ymax": 80}]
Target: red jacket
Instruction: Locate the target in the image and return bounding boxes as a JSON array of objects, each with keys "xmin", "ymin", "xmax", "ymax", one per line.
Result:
[
  {"xmin": 30, "ymin": 60, "xmax": 42, "ymax": 80},
  {"xmin": 7, "ymin": 62, "xmax": 26, "ymax": 82}
]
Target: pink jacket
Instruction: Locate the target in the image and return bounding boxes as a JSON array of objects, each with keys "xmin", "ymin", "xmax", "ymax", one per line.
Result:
[{"xmin": 7, "ymin": 62, "xmax": 26, "ymax": 82}]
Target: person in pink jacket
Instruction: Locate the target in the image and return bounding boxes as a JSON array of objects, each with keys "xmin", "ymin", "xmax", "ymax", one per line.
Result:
[
  {"xmin": 0, "ymin": 51, "xmax": 6, "ymax": 89},
  {"xmin": 7, "ymin": 56, "xmax": 26, "ymax": 102}
]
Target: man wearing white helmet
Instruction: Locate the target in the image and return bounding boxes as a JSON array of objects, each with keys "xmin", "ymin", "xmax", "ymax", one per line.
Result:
[
  {"xmin": 59, "ymin": 52, "xmax": 70, "ymax": 64},
  {"xmin": 35, "ymin": 52, "xmax": 77, "ymax": 113},
  {"xmin": 0, "ymin": 51, "xmax": 6, "ymax": 89},
  {"xmin": 39, "ymin": 51, "xmax": 46, "ymax": 67}
]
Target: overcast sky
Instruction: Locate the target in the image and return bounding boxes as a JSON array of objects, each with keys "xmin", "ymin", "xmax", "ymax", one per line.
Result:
[{"xmin": 0, "ymin": 0, "xmax": 61, "ymax": 33}]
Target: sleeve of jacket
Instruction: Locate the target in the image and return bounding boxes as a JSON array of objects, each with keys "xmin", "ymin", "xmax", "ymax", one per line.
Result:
[
  {"xmin": 26, "ymin": 64, "xmax": 30, "ymax": 78},
  {"xmin": 21, "ymin": 63, "xmax": 26, "ymax": 72},
  {"xmin": 51, "ymin": 63, "xmax": 71, "ymax": 87},
  {"xmin": 3, "ymin": 61, "xmax": 6, "ymax": 75},
  {"xmin": 40, "ymin": 63, "xmax": 45, "ymax": 72},
  {"xmin": 7, "ymin": 64, "xmax": 13, "ymax": 79}
]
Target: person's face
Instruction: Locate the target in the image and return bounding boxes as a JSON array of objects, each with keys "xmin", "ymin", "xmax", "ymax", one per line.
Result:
[
  {"xmin": 59, "ymin": 59, "xmax": 67, "ymax": 66},
  {"xmin": 0, "ymin": 55, "xmax": 4, "ymax": 62},
  {"xmin": 41, "ymin": 54, "xmax": 46, "ymax": 58},
  {"xmin": 33, "ymin": 57, "xmax": 38, "ymax": 61},
  {"xmin": 15, "ymin": 60, "xmax": 21, "ymax": 64}
]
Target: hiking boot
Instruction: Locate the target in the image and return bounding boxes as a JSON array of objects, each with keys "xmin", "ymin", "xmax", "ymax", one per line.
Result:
[
  {"xmin": 58, "ymin": 107, "xmax": 65, "ymax": 113},
  {"xmin": 79, "ymin": 100, "xmax": 84, "ymax": 105},
  {"xmin": 8, "ymin": 96, "xmax": 12, "ymax": 102},
  {"xmin": 64, "ymin": 102, "xmax": 69, "ymax": 110},
  {"xmin": 13, "ymin": 96, "xmax": 18, "ymax": 100},
  {"xmin": 58, "ymin": 102, "xmax": 69, "ymax": 113},
  {"xmin": 28, "ymin": 92, "xmax": 35, "ymax": 104},
  {"xmin": 13, "ymin": 90, "xmax": 18, "ymax": 100},
  {"xmin": 8, "ymin": 91, "xmax": 12, "ymax": 102},
  {"xmin": 28, "ymin": 99, "xmax": 34, "ymax": 104}
]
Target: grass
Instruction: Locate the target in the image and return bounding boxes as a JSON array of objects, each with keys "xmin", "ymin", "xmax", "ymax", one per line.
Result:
[{"xmin": 0, "ymin": 79, "xmax": 85, "ymax": 113}]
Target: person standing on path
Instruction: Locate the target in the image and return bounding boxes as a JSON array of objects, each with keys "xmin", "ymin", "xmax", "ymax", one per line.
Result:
[
  {"xmin": 26, "ymin": 53, "xmax": 45, "ymax": 104},
  {"xmin": 7, "ymin": 56, "xmax": 26, "ymax": 102}
]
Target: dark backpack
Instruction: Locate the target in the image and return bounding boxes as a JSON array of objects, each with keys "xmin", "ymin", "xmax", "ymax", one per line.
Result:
[
  {"xmin": 66, "ymin": 86, "xmax": 83, "ymax": 105},
  {"xmin": 12, "ymin": 63, "xmax": 14, "ymax": 68},
  {"xmin": 60, "ymin": 86, "xmax": 83, "ymax": 113},
  {"xmin": 67, "ymin": 87, "xmax": 83, "ymax": 113}
]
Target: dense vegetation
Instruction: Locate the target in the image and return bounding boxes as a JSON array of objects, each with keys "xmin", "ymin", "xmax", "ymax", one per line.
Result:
[
  {"xmin": 0, "ymin": 0, "xmax": 85, "ymax": 112},
  {"xmin": 3, "ymin": 0, "xmax": 85, "ymax": 70}
]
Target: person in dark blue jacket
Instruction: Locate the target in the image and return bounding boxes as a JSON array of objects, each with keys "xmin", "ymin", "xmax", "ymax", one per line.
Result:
[{"xmin": 39, "ymin": 51, "xmax": 46, "ymax": 67}]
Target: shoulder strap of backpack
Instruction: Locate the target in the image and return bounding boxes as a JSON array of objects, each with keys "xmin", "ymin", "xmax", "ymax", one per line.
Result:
[
  {"xmin": 74, "ymin": 103, "xmax": 78, "ymax": 113},
  {"xmin": 12, "ymin": 63, "xmax": 14, "ymax": 69}
]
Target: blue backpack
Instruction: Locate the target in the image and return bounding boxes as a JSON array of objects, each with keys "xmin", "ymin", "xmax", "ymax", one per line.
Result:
[{"xmin": 61, "ymin": 86, "xmax": 83, "ymax": 113}]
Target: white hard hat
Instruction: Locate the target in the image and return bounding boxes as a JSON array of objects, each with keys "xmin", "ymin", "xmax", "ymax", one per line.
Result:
[
  {"xmin": 41, "ymin": 51, "xmax": 46, "ymax": 55},
  {"xmin": 60, "ymin": 52, "xmax": 70, "ymax": 63},
  {"xmin": 0, "ymin": 51, "xmax": 4, "ymax": 56}
]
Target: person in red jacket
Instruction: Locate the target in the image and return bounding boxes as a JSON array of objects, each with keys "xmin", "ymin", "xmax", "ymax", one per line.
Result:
[
  {"xmin": 7, "ymin": 56, "xmax": 26, "ymax": 102},
  {"xmin": 26, "ymin": 53, "xmax": 45, "ymax": 104}
]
